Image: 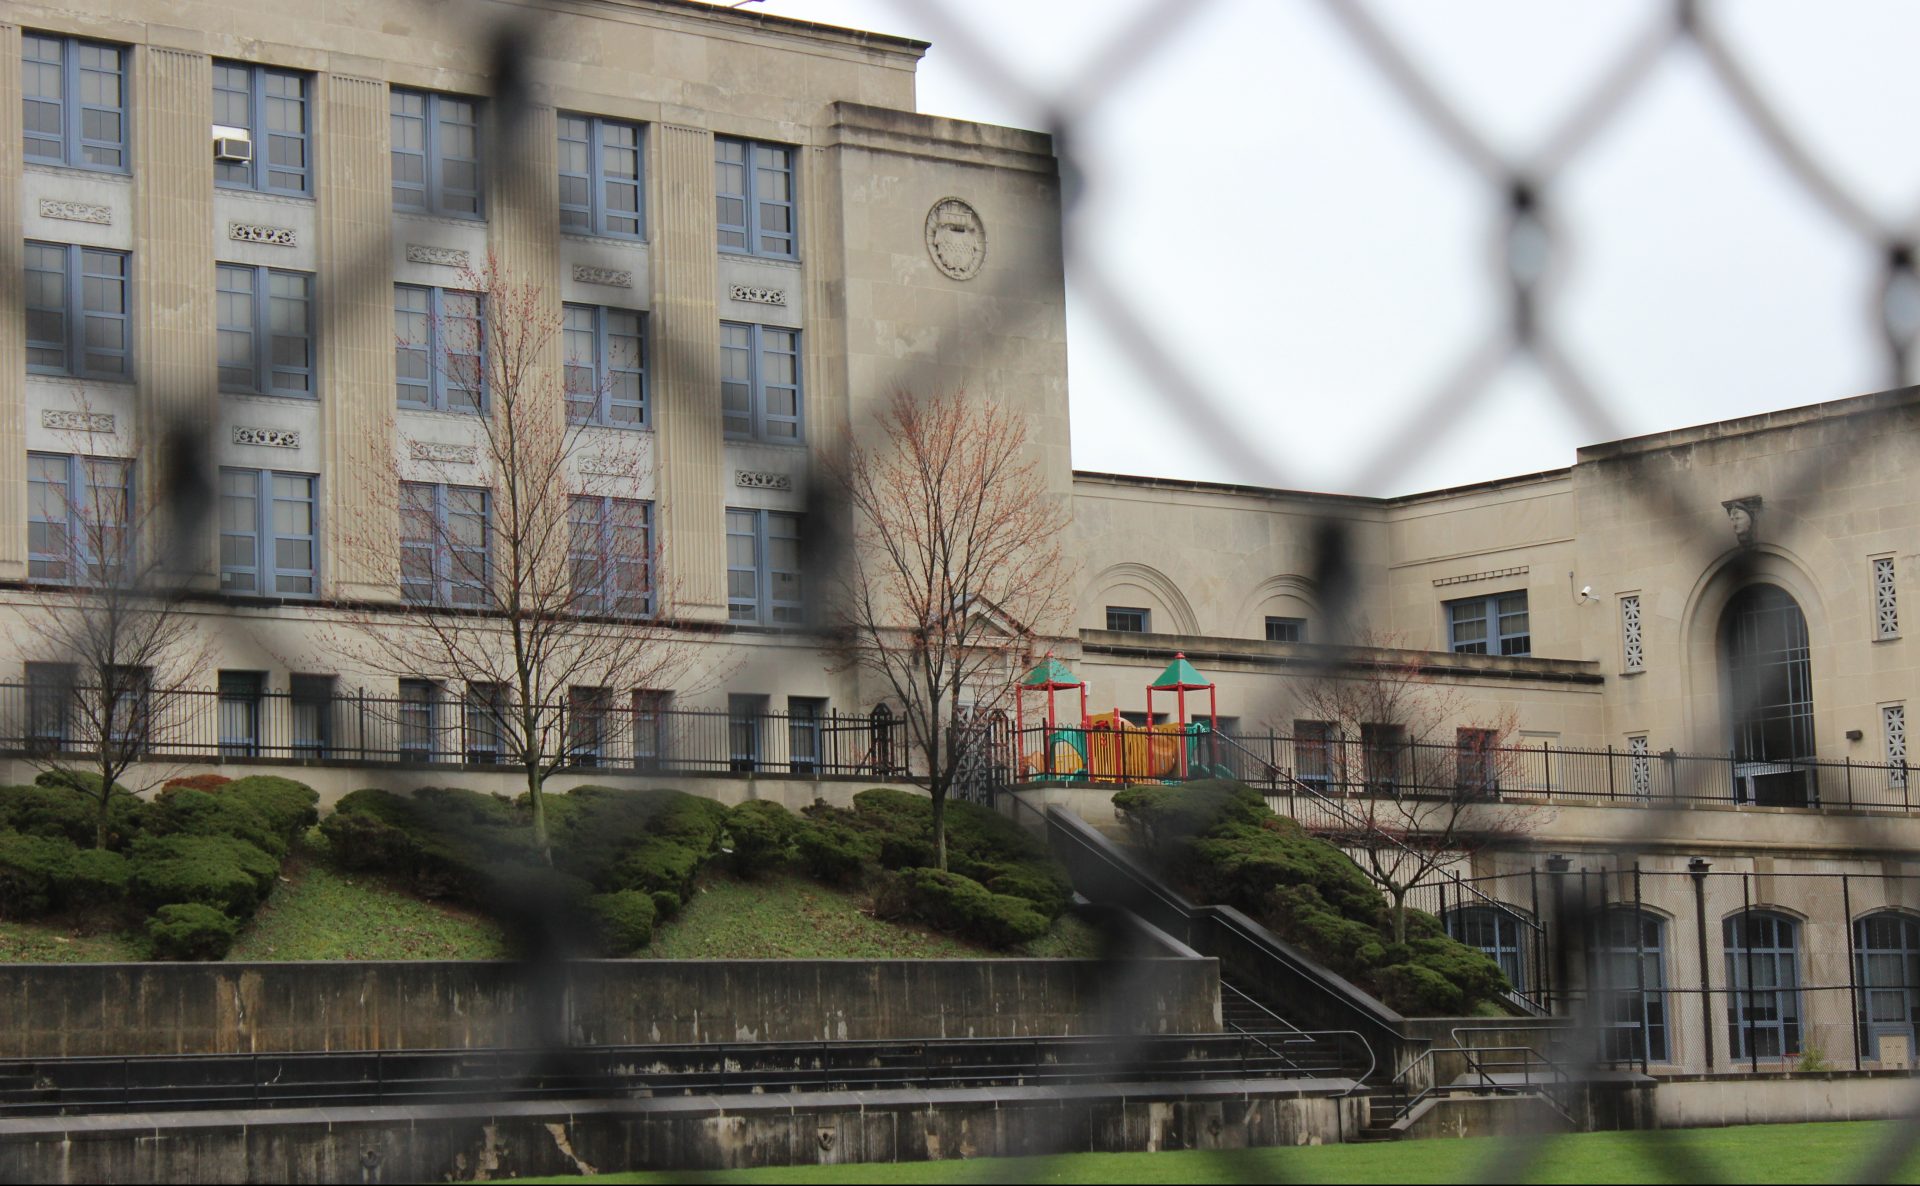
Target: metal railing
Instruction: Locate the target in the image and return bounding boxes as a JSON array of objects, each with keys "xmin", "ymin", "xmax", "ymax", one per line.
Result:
[{"xmin": 0, "ymin": 683, "xmax": 912, "ymax": 780}]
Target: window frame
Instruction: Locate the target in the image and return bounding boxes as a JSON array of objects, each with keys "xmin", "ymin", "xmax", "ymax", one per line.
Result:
[
  {"xmin": 213, "ymin": 60, "xmax": 311, "ymax": 196},
  {"xmin": 1591, "ymin": 908, "xmax": 1670, "ymax": 1064},
  {"xmin": 22, "ymin": 33, "xmax": 128, "ymax": 173},
  {"xmin": 1724, "ymin": 909, "xmax": 1805, "ymax": 1062},
  {"xmin": 217, "ymin": 263, "xmax": 315, "ymax": 397},
  {"xmin": 219, "ymin": 467, "xmax": 319, "ymax": 598},
  {"xmin": 397, "ymin": 678, "xmax": 441, "ymax": 760},
  {"xmin": 562, "ymin": 303, "xmax": 648, "ymax": 428},
  {"xmin": 26, "ymin": 241, "xmax": 131, "ymax": 380},
  {"xmin": 217, "ymin": 669, "xmax": 266, "ymax": 758},
  {"xmin": 1446, "ymin": 590, "xmax": 1531, "ymax": 657},
  {"xmin": 567, "ymin": 495, "xmax": 654, "ymax": 617},
  {"xmin": 714, "ymin": 136, "xmax": 796, "ymax": 259},
  {"xmin": 719, "ymin": 321, "xmax": 803, "ymax": 443},
  {"xmin": 399, "ymin": 481, "xmax": 493, "ymax": 608},
  {"xmin": 1106, "ymin": 606, "xmax": 1150, "ymax": 633},
  {"xmin": 390, "ymin": 88, "xmax": 484, "ymax": 219},
  {"xmin": 557, "ymin": 112, "xmax": 644, "ymax": 240},
  {"xmin": 1265, "ymin": 616, "xmax": 1307, "ymax": 643},
  {"xmin": 27, "ymin": 451, "xmax": 131, "ymax": 586},
  {"xmin": 726, "ymin": 507, "xmax": 804, "ymax": 627},
  {"xmin": 395, "ymin": 284, "xmax": 486, "ymax": 413}
]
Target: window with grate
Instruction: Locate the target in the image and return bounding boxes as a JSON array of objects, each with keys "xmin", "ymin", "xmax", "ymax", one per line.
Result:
[
  {"xmin": 1628, "ymin": 734, "xmax": 1651, "ymax": 799},
  {"xmin": 1875, "ymin": 556, "xmax": 1900, "ymax": 640},
  {"xmin": 1887, "ymin": 705, "xmax": 1908, "ymax": 790},
  {"xmin": 1621, "ymin": 594, "xmax": 1643, "ymax": 671}
]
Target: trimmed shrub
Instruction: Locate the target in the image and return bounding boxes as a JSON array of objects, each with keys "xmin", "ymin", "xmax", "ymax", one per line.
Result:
[
  {"xmin": 149, "ymin": 787, "xmax": 284, "ymax": 857},
  {"xmin": 128, "ymin": 834, "xmax": 278, "ymax": 917},
  {"xmin": 724, "ymin": 800, "xmax": 797, "ymax": 875},
  {"xmin": 548, "ymin": 787, "xmax": 726, "ymax": 888},
  {"xmin": 161, "ymin": 773, "xmax": 234, "ymax": 793},
  {"xmin": 901, "ymin": 867, "xmax": 1051, "ymax": 948},
  {"xmin": 793, "ymin": 818, "xmax": 879, "ymax": 886},
  {"xmin": 0, "ymin": 783, "xmax": 139, "ymax": 848},
  {"xmin": 66, "ymin": 848, "xmax": 131, "ymax": 911},
  {"xmin": 587, "ymin": 889, "xmax": 657, "ymax": 955},
  {"xmin": 1376, "ymin": 962, "xmax": 1464, "ymax": 1017},
  {"xmin": 146, "ymin": 903, "xmax": 239, "ymax": 961},
  {"xmin": 980, "ymin": 865, "xmax": 1074, "ymax": 918},
  {"xmin": 610, "ymin": 837, "xmax": 704, "ymax": 898},
  {"xmin": 219, "ymin": 776, "xmax": 320, "ymax": 842},
  {"xmin": 33, "ymin": 769, "xmax": 131, "ymax": 800},
  {"xmin": 649, "ymin": 890, "xmax": 681, "ymax": 920},
  {"xmin": 0, "ymin": 831, "xmax": 78, "ymax": 918}
]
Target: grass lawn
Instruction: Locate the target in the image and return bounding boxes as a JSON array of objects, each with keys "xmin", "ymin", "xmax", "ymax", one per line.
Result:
[
  {"xmin": 643, "ymin": 871, "xmax": 1099, "ymax": 961},
  {"xmin": 0, "ymin": 918, "xmax": 142, "ymax": 962},
  {"xmin": 512, "ymin": 1120, "xmax": 1920, "ymax": 1184},
  {"xmin": 225, "ymin": 829, "xmax": 511, "ymax": 961}
]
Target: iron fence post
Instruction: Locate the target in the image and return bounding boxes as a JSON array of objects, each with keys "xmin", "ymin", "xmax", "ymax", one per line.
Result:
[{"xmin": 1844, "ymin": 874, "xmax": 1861, "ymax": 1071}]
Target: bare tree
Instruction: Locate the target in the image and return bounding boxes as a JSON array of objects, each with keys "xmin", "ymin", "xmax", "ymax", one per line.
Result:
[
  {"xmin": 322, "ymin": 255, "xmax": 687, "ymax": 860},
  {"xmin": 15, "ymin": 426, "xmax": 211, "ymax": 848},
  {"xmin": 1281, "ymin": 635, "xmax": 1532, "ymax": 943},
  {"xmin": 832, "ymin": 390, "xmax": 1074, "ymax": 869}
]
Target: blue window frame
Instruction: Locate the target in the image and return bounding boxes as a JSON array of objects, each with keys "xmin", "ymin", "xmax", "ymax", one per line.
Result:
[
  {"xmin": 1265, "ymin": 616, "xmax": 1307, "ymax": 643},
  {"xmin": 715, "ymin": 137, "xmax": 795, "ymax": 258},
  {"xmin": 562, "ymin": 304, "xmax": 647, "ymax": 427},
  {"xmin": 726, "ymin": 508, "xmax": 803, "ymax": 626},
  {"xmin": 720, "ymin": 322, "xmax": 801, "ymax": 442},
  {"xmin": 399, "ymin": 482, "xmax": 491, "ymax": 607},
  {"xmin": 27, "ymin": 452, "xmax": 130, "ymax": 585},
  {"xmin": 1725, "ymin": 910, "xmax": 1803, "ymax": 1061},
  {"xmin": 568, "ymin": 496, "xmax": 653, "ymax": 617},
  {"xmin": 390, "ymin": 88, "xmax": 483, "ymax": 218},
  {"xmin": 26, "ymin": 242, "xmax": 130, "ymax": 379},
  {"xmin": 568, "ymin": 686, "xmax": 613, "ymax": 767},
  {"xmin": 395, "ymin": 285, "xmax": 484, "ymax": 412},
  {"xmin": 558, "ymin": 113, "xmax": 643, "ymax": 239},
  {"xmin": 290, "ymin": 673, "xmax": 335, "ymax": 757},
  {"xmin": 217, "ymin": 670, "xmax": 265, "ymax": 757},
  {"xmin": 213, "ymin": 61, "xmax": 311, "ymax": 195},
  {"xmin": 219, "ymin": 467, "xmax": 318, "ymax": 597},
  {"xmin": 1856, "ymin": 912, "xmax": 1920, "ymax": 1058},
  {"xmin": 22, "ymin": 33, "xmax": 127, "ymax": 172},
  {"xmin": 1106, "ymin": 606, "xmax": 1149, "ymax": 633},
  {"xmin": 1447, "ymin": 591, "xmax": 1530, "ymax": 656},
  {"xmin": 218, "ymin": 264, "xmax": 314, "ymax": 396},
  {"xmin": 1446, "ymin": 905, "xmax": 1528, "ymax": 993},
  {"xmin": 1592, "ymin": 908, "xmax": 1669, "ymax": 1064},
  {"xmin": 398, "ymin": 678, "xmax": 440, "ymax": 760},
  {"xmin": 464, "ymin": 681, "xmax": 507, "ymax": 763}
]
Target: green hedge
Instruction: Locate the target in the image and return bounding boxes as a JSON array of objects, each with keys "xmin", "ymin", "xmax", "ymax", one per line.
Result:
[
  {"xmin": 147, "ymin": 903, "xmax": 239, "ymax": 961},
  {"xmin": 724, "ymin": 800, "xmax": 797, "ymax": 876},
  {"xmin": 1113, "ymin": 780, "xmax": 1512, "ymax": 1017},
  {"xmin": 793, "ymin": 817, "xmax": 879, "ymax": 886},
  {"xmin": 901, "ymin": 867, "xmax": 1051, "ymax": 948},
  {"xmin": 587, "ymin": 889, "xmax": 656, "ymax": 955},
  {"xmin": 128, "ymin": 833, "xmax": 278, "ymax": 918},
  {"xmin": 0, "ymin": 783, "xmax": 143, "ymax": 849}
]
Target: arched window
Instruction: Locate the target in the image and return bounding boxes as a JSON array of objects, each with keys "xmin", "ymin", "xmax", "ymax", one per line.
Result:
[
  {"xmin": 1590, "ymin": 909, "xmax": 1669, "ymax": 1063},
  {"xmin": 1856, "ymin": 912, "xmax": 1920, "ymax": 1059},
  {"xmin": 1725, "ymin": 910, "xmax": 1803, "ymax": 1061},
  {"xmin": 1446, "ymin": 905, "xmax": 1528, "ymax": 994},
  {"xmin": 1721, "ymin": 584, "xmax": 1815, "ymax": 806}
]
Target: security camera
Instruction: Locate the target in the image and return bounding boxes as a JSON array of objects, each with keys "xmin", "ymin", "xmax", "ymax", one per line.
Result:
[{"xmin": 1579, "ymin": 585, "xmax": 1591, "ymax": 599}]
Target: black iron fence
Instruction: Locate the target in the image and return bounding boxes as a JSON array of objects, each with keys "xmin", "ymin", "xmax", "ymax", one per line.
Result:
[{"xmin": 0, "ymin": 683, "xmax": 910, "ymax": 780}]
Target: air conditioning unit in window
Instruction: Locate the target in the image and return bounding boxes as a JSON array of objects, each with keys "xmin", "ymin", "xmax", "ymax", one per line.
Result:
[{"xmin": 213, "ymin": 129, "xmax": 253, "ymax": 163}]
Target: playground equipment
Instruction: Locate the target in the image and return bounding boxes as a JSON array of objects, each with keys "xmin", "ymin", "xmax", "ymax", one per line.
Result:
[{"xmin": 1014, "ymin": 651, "xmax": 1226, "ymax": 784}]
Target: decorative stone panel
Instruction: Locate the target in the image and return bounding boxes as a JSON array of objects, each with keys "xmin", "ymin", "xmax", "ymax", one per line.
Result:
[
  {"xmin": 37, "ymin": 199, "xmax": 110, "ymax": 225},
  {"xmin": 228, "ymin": 221, "xmax": 297, "ymax": 247},
  {"xmin": 40, "ymin": 410, "xmax": 115, "ymax": 433},
  {"xmin": 408, "ymin": 440, "xmax": 478, "ymax": 465},
  {"xmin": 406, "ymin": 244, "xmax": 470, "ymax": 269},
  {"xmin": 1620, "ymin": 594, "xmax": 1643, "ymax": 671},
  {"xmin": 1433, "ymin": 566, "xmax": 1528, "ymax": 587},
  {"xmin": 728, "ymin": 284, "xmax": 785, "ymax": 305},
  {"xmin": 233, "ymin": 425, "xmax": 300, "ymax": 448},
  {"xmin": 1887, "ymin": 705, "xmax": 1908, "ymax": 789},
  {"xmin": 735, "ymin": 470, "xmax": 792, "ymax": 491},
  {"xmin": 1628, "ymin": 735, "xmax": 1651, "ymax": 799},
  {"xmin": 1875, "ymin": 556, "xmax": 1900, "ymax": 640},
  {"xmin": 573, "ymin": 265, "xmax": 633, "ymax": 289}
]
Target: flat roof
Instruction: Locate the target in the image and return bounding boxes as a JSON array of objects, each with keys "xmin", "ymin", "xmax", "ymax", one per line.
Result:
[{"xmin": 622, "ymin": 0, "xmax": 930, "ymax": 54}]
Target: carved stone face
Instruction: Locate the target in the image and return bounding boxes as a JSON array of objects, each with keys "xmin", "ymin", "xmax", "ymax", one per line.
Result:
[{"xmin": 1727, "ymin": 502, "xmax": 1755, "ymax": 543}]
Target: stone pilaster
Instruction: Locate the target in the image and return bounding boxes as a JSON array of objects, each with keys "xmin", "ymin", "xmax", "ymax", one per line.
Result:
[
  {"xmin": 652, "ymin": 124, "xmax": 726, "ymax": 621},
  {"xmin": 132, "ymin": 45, "xmax": 216, "ymax": 583},
  {"xmin": 0, "ymin": 25, "xmax": 25, "ymax": 579},
  {"xmin": 316, "ymin": 73, "xmax": 398, "ymax": 600}
]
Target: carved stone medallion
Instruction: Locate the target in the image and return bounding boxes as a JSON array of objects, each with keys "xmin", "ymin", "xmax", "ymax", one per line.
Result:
[{"xmin": 925, "ymin": 197, "xmax": 985, "ymax": 281}]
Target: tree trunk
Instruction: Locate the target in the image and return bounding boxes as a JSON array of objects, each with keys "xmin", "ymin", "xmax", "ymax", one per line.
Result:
[
  {"xmin": 931, "ymin": 788, "xmax": 948, "ymax": 872},
  {"xmin": 95, "ymin": 762, "xmax": 112, "ymax": 850},
  {"xmin": 1390, "ymin": 887, "xmax": 1409, "ymax": 945},
  {"xmin": 527, "ymin": 765, "xmax": 552, "ymax": 865}
]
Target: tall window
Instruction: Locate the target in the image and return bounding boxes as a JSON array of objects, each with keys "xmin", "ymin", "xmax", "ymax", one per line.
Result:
[
  {"xmin": 22, "ymin": 34, "xmax": 127, "ymax": 172},
  {"xmin": 1447, "ymin": 905, "xmax": 1527, "ymax": 993},
  {"xmin": 1106, "ymin": 606, "xmax": 1150, "ymax": 633},
  {"xmin": 1265, "ymin": 616, "xmax": 1306, "ymax": 643},
  {"xmin": 395, "ymin": 286, "xmax": 484, "ymax": 412},
  {"xmin": 715, "ymin": 137, "xmax": 795, "ymax": 258},
  {"xmin": 726, "ymin": 508, "xmax": 803, "ymax": 626},
  {"xmin": 464, "ymin": 681, "xmax": 507, "ymax": 763},
  {"xmin": 219, "ymin": 468, "xmax": 318, "ymax": 597},
  {"xmin": 1724, "ymin": 910, "xmax": 1803, "ymax": 1061},
  {"xmin": 1361, "ymin": 723, "xmax": 1406, "ymax": 792},
  {"xmin": 729, "ymin": 693, "xmax": 768, "ymax": 772},
  {"xmin": 557, "ymin": 113, "xmax": 642, "ymax": 239},
  {"xmin": 1293, "ymin": 719, "xmax": 1334, "ymax": 789},
  {"xmin": 720, "ymin": 322, "xmax": 801, "ymax": 441},
  {"xmin": 217, "ymin": 265, "xmax": 314, "ymax": 396},
  {"xmin": 568, "ymin": 686, "xmax": 613, "ymax": 767},
  {"xmin": 390, "ymin": 89, "xmax": 482, "ymax": 218},
  {"xmin": 217, "ymin": 670, "xmax": 265, "ymax": 758},
  {"xmin": 568, "ymin": 496, "xmax": 652, "ymax": 616},
  {"xmin": 1591, "ymin": 909, "xmax": 1669, "ymax": 1063},
  {"xmin": 25, "ymin": 662, "xmax": 75, "ymax": 751},
  {"xmin": 1456, "ymin": 727, "xmax": 1499, "ymax": 794},
  {"xmin": 789, "ymin": 696, "xmax": 827, "ymax": 775},
  {"xmin": 1856, "ymin": 913, "xmax": 1920, "ymax": 1059},
  {"xmin": 1723, "ymin": 584, "xmax": 1814, "ymax": 806},
  {"xmin": 399, "ymin": 483, "xmax": 491, "ymax": 607},
  {"xmin": 398, "ymin": 679, "xmax": 440, "ymax": 760},
  {"xmin": 27, "ymin": 452, "xmax": 129, "ymax": 585},
  {"xmin": 26, "ymin": 242, "xmax": 130, "ymax": 379},
  {"xmin": 1447, "ymin": 591, "xmax": 1530, "ymax": 656},
  {"xmin": 632, "ymin": 690, "xmax": 671, "ymax": 771},
  {"xmin": 289, "ymin": 674, "xmax": 335, "ymax": 758},
  {"xmin": 213, "ymin": 61, "xmax": 310, "ymax": 195},
  {"xmin": 562, "ymin": 305, "xmax": 646, "ymax": 427}
]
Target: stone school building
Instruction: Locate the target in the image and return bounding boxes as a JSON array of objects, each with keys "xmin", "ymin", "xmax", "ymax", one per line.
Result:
[{"xmin": 2, "ymin": 0, "xmax": 1918, "ymax": 1077}]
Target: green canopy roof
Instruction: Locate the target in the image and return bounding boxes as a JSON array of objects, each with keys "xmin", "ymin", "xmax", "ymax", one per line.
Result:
[
  {"xmin": 1021, "ymin": 656, "xmax": 1083, "ymax": 689},
  {"xmin": 1151, "ymin": 654, "xmax": 1210, "ymax": 690}
]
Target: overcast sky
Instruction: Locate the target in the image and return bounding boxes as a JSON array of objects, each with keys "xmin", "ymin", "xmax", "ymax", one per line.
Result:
[{"xmin": 745, "ymin": 0, "xmax": 1920, "ymax": 496}]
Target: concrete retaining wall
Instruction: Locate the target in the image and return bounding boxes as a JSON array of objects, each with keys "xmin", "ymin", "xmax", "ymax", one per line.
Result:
[
  {"xmin": 0, "ymin": 958, "xmax": 1222, "ymax": 1058},
  {"xmin": 1652, "ymin": 1072, "xmax": 1919, "ymax": 1128},
  {"xmin": 0, "ymin": 1079, "xmax": 1363, "ymax": 1183}
]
